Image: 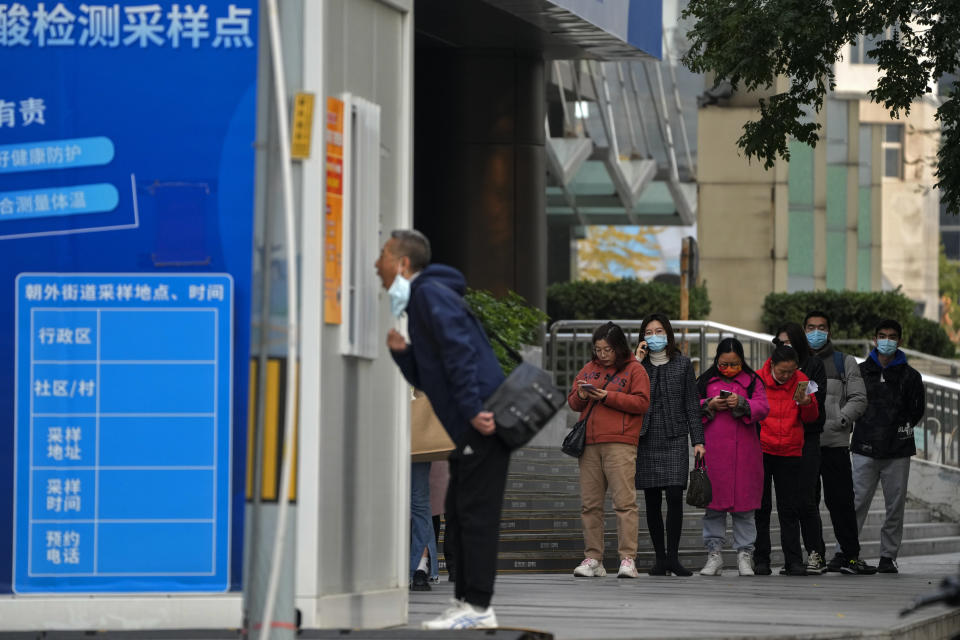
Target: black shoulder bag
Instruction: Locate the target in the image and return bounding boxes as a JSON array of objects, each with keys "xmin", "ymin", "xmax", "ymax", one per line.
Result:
[
  {"xmin": 483, "ymin": 333, "xmax": 566, "ymax": 450},
  {"xmin": 427, "ymin": 280, "xmax": 565, "ymax": 451},
  {"xmin": 561, "ymin": 373, "xmax": 618, "ymax": 458},
  {"xmin": 426, "ymin": 282, "xmax": 567, "ymax": 451}
]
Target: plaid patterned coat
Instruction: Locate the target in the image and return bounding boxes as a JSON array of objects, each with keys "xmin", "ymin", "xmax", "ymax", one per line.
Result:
[{"xmin": 635, "ymin": 354, "xmax": 704, "ymax": 489}]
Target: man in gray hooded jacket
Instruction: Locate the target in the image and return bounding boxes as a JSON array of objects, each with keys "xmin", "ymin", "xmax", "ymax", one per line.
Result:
[{"xmin": 804, "ymin": 311, "xmax": 875, "ymax": 574}]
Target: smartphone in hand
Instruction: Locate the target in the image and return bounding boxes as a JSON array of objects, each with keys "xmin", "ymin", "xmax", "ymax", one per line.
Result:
[
  {"xmin": 793, "ymin": 380, "xmax": 809, "ymax": 401},
  {"xmin": 580, "ymin": 382, "xmax": 597, "ymax": 391},
  {"xmin": 718, "ymin": 390, "xmax": 732, "ymax": 399}
]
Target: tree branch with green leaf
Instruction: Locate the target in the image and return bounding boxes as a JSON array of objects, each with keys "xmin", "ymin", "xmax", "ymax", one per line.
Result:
[{"xmin": 682, "ymin": 0, "xmax": 960, "ymax": 213}]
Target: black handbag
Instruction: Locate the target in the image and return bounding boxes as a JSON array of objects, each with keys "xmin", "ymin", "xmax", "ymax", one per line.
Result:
[
  {"xmin": 686, "ymin": 453, "xmax": 712, "ymax": 508},
  {"xmin": 483, "ymin": 337, "xmax": 566, "ymax": 451},
  {"xmin": 561, "ymin": 373, "xmax": 618, "ymax": 458},
  {"xmin": 561, "ymin": 419, "xmax": 586, "ymax": 457}
]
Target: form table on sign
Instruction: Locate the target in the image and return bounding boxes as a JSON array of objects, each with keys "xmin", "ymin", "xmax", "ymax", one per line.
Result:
[{"xmin": 13, "ymin": 273, "xmax": 233, "ymax": 593}]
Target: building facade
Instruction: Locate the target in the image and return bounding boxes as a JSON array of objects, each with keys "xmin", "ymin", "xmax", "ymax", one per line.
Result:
[{"xmin": 698, "ymin": 40, "xmax": 940, "ymax": 330}]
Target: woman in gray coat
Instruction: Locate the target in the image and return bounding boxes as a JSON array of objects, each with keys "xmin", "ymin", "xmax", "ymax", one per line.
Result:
[{"xmin": 635, "ymin": 313, "xmax": 705, "ymax": 575}]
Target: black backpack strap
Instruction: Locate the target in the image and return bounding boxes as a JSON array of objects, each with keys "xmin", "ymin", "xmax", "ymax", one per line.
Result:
[
  {"xmin": 426, "ymin": 280, "xmax": 523, "ymax": 364},
  {"xmin": 833, "ymin": 351, "xmax": 846, "ymax": 381},
  {"xmin": 744, "ymin": 373, "xmax": 758, "ymax": 399},
  {"xmin": 487, "ymin": 330, "xmax": 524, "ymax": 365}
]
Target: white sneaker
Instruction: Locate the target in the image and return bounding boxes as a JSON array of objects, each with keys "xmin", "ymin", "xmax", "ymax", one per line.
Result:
[
  {"xmin": 573, "ymin": 558, "xmax": 607, "ymax": 577},
  {"xmin": 700, "ymin": 551, "xmax": 723, "ymax": 576},
  {"xmin": 421, "ymin": 599, "xmax": 498, "ymax": 630},
  {"xmin": 737, "ymin": 551, "xmax": 755, "ymax": 576},
  {"xmin": 617, "ymin": 557, "xmax": 639, "ymax": 578}
]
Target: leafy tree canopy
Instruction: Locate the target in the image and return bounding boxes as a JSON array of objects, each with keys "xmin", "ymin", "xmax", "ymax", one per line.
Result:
[{"xmin": 682, "ymin": 0, "xmax": 960, "ymax": 213}]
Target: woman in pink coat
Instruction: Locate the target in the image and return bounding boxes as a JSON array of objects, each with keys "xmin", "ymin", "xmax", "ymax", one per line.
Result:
[{"xmin": 696, "ymin": 338, "xmax": 770, "ymax": 576}]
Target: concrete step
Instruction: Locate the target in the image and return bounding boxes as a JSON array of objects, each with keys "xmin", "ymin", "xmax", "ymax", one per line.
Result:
[
  {"xmin": 509, "ymin": 460, "xmax": 579, "ymax": 476},
  {"xmin": 500, "ymin": 502, "xmax": 892, "ymax": 517},
  {"xmin": 503, "ymin": 492, "xmax": 892, "ymax": 522},
  {"xmin": 489, "ymin": 446, "xmax": 960, "ymax": 574},
  {"xmin": 497, "ymin": 509, "xmax": 933, "ymax": 533},
  {"xmin": 512, "ymin": 446, "xmax": 581, "ymax": 463},
  {"xmin": 492, "ymin": 522, "xmax": 960, "ymax": 553},
  {"xmin": 506, "ymin": 478, "xmax": 580, "ymax": 493},
  {"xmin": 478, "ymin": 536, "xmax": 960, "ymax": 573}
]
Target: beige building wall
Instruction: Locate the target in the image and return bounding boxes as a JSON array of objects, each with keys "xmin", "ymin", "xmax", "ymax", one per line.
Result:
[
  {"xmin": 698, "ymin": 53, "xmax": 940, "ymax": 331},
  {"xmin": 860, "ymin": 100, "xmax": 940, "ymax": 320},
  {"xmin": 697, "ymin": 106, "xmax": 787, "ymax": 330}
]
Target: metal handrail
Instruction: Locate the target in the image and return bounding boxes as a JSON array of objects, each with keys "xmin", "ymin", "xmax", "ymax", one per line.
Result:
[
  {"xmin": 548, "ymin": 319, "xmax": 776, "ymax": 391},
  {"xmin": 547, "ymin": 319, "xmax": 960, "ymax": 468},
  {"xmin": 832, "ymin": 338, "xmax": 960, "ymax": 377}
]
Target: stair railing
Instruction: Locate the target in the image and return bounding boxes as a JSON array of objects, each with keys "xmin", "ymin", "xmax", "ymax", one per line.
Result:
[{"xmin": 547, "ymin": 319, "xmax": 960, "ymax": 469}]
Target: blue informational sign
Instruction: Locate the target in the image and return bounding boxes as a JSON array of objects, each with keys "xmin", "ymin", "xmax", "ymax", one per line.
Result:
[
  {"xmin": 0, "ymin": 2, "xmax": 258, "ymax": 593},
  {"xmin": 14, "ymin": 274, "xmax": 233, "ymax": 593}
]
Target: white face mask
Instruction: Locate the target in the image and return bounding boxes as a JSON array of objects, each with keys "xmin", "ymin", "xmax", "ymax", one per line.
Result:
[
  {"xmin": 388, "ymin": 270, "xmax": 410, "ymax": 317},
  {"xmin": 771, "ymin": 365, "xmax": 793, "ymax": 385}
]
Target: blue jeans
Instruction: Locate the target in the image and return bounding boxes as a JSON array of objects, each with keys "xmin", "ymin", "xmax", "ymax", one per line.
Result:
[{"xmin": 410, "ymin": 462, "xmax": 438, "ymax": 579}]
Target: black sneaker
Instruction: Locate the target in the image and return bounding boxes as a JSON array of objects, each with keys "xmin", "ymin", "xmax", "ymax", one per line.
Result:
[
  {"xmin": 826, "ymin": 553, "xmax": 846, "ymax": 573},
  {"xmin": 785, "ymin": 563, "xmax": 808, "ymax": 576},
  {"xmin": 877, "ymin": 557, "xmax": 899, "ymax": 574},
  {"xmin": 840, "ymin": 558, "xmax": 878, "ymax": 575},
  {"xmin": 410, "ymin": 569, "xmax": 431, "ymax": 591},
  {"xmin": 755, "ymin": 562, "xmax": 772, "ymax": 576}
]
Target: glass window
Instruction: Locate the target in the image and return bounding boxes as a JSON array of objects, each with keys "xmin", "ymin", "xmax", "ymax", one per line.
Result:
[
  {"xmin": 942, "ymin": 231, "xmax": 960, "ymax": 261},
  {"xmin": 863, "ymin": 31, "xmax": 885, "ymax": 61},
  {"xmin": 940, "ymin": 72, "xmax": 958, "ymax": 97},
  {"xmin": 849, "ymin": 40, "xmax": 862, "ymax": 65},
  {"xmin": 942, "ymin": 199, "xmax": 960, "ymax": 227},
  {"xmin": 885, "ymin": 124, "xmax": 903, "ymax": 143},
  {"xmin": 882, "ymin": 124, "xmax": 904, "ymax": 179},
  {"xmin": 883, "ymin": 148, "xmax": 901, "ymax": 178},
  {"xmin": 850, "ymin": 27, "xmax": 895, "ymax": 65}
]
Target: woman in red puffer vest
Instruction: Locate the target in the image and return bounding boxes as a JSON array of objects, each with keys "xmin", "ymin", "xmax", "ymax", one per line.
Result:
[{"xmin": 753, "ymin": 344, "xmax": 820, "ymax": 576}]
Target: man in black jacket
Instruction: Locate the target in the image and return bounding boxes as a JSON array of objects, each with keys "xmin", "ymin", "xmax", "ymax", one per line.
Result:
[
  {"xmin": 376, "ymin": 229, "xmax": 509, "ymax": 629},
  {"xmin": 851, "ymin": 319, "xmax": 925, "ymax": 573}
]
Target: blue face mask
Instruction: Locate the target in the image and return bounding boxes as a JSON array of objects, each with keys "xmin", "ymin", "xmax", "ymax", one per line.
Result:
[
  {"xmin": 806, "ymin": 329, "xmax": 828, "ymax": 350},
  {"xmin": 645, "ymin": 334, "xmax": 668, "ymax": 353},
  {"xmin": 877, "ymin": 338, "xmax": 898, "ymax": 356},
  {"xmin": 388, "ymin": 272, "xmax": 410, "ymax": 317}
]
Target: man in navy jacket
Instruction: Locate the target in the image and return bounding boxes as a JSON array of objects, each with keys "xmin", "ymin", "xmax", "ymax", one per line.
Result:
[{"xmin": 376, "ymin": 229, "xmax": 508, "ymax": 630}]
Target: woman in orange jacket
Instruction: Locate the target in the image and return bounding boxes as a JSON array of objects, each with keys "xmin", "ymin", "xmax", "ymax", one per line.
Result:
[
  {"xmin": 567, "ymin": 322, "xmax": 651, "ymax": 579},
  {"xmin": 753, "ymin": 344, "xmax": 820, "ymax": 576}
]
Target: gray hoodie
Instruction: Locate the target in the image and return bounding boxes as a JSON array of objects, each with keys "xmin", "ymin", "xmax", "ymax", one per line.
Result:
[{"xmin": 814, "ymin": 341, "xmax": 868, "ymax": 448}]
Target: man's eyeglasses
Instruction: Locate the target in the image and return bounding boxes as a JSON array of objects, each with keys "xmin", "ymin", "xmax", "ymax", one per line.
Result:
[
  {"xmin": 594, "ymin": 347, "xmax": 614, "ymax": 355},
  {"xmin": 717, "ymin": 362, "xmax": 742, "ymax": 370}
]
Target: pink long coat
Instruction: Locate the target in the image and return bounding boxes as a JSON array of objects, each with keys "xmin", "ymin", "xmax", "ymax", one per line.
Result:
[{"xmin": 700, "ymin": 371, "xmax": 770, "ymax": 512}]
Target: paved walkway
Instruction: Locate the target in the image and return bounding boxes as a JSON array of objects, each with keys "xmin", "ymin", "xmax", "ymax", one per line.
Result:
[{"xmin": 407, "ymin": 552, "xmax": 960, "ymax": 639}]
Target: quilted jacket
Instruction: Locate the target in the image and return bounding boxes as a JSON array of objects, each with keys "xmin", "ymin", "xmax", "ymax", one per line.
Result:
[{"xmin": 757, "ymin": 360, "xmax": 820, "ymax": 457}]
